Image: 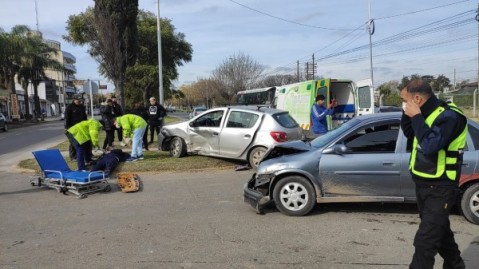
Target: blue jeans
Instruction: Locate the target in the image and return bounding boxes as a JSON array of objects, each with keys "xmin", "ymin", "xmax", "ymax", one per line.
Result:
[{"xmin": 131, "ymin": 127, "xmax": 147, "ymax": 158}]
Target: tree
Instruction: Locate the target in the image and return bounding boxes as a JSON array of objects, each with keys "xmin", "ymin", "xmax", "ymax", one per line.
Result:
[
  {"xmin": 124, "ymin": 11, "xmax": 192, "ymax": 106},
  {"xmin": 212, "ymin": 52, "xmax": 265, "ymax": 102},
  {"xmin": 257, "ymin": 74, "xmax": 297, "ymax": 87},
  {"xmin": 16, "ymin": 28, "xmax": 62, "ymax": 120},
  {"xmin": 376, "ymin": 80, "xmax": 399, "ymax": 105},
  {"xmin": 66, "ymin": 8, "xmax": 192, "ymax": 107},
  {"xmin": 65, "ymin": 0, "xmax": 139, "ymax": 107},
  {"xmin": 432, "ymin": 74, "xmax": 451, "ymax": 92},
  {"xmin": 0, "ymin": 26, "xmax": 29, "ymax": 93},
  {"xmin": 0, "ymin": 25, "xmax": 62, "ymax": 120}
]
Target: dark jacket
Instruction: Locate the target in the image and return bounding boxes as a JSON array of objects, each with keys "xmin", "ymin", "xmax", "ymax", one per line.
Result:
[
  {"xmin": 100, "ymin": 105, "xmax": 115, "ymax": 131},
  {"xmin": 131, "ymin": 106, "xmax": 149, "ymax": 122},
  {"xmin": 147, "ymin": 103, "xmax": 167, "ymax": 126},
  {"xmin": 401, "ymin": 95, "xmax": 467, "ymax": 186},
  {"xmin": 64, "ymin": 103, "xmax": 87, "ymax": 129},
  {"xmin": 112, "ymin": 102, "xmax": 124, "ymax": 117}
]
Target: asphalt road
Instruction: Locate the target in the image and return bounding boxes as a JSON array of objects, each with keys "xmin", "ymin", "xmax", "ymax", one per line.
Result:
[{"xmin": 0, "ymin": 122, "xmax": 478, "ymax": 268}]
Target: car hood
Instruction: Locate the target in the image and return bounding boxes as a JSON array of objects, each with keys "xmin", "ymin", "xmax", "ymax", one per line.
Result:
[
  {"xmin": 162, "ymin": 121, "xmax": 189, "ymax": 136},
  {"xmin": 261, "ymin": 140, "xmax": 312, "ymax": 162}
]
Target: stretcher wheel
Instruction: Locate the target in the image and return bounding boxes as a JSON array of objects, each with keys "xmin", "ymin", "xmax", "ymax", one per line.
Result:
[
  {"xmin": 104, "ymin": 185, "xmax": 112, "ymax": 192},
  {"xmin": 78, "ymin": 194, "xmax": 87, "ymax": 199}
]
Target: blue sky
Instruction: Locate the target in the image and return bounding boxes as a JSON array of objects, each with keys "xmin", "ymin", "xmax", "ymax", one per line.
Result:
[{"xmin": 1, "ymin": 0, "xmax": 477, "ymax": 91}]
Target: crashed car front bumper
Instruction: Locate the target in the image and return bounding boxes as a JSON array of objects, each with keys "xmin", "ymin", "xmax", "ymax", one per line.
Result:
[{"xmin": 243, "ymin": 173, "xmax": 272, "ymax": 214}]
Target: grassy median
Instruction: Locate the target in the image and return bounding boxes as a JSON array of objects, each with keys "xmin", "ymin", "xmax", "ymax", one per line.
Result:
[{"xmin": 18, "ymin": 116, "xmax": 244, "ymax": 174}]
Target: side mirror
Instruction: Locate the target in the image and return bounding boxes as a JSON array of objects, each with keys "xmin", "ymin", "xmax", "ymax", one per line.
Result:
[
  {"xmin": 322, "ymin": 144, "xmax": 348, "ymax": 155},
  {"xmin": 189, "ymin": 121, "xmax": 198, "ymax": 128}
]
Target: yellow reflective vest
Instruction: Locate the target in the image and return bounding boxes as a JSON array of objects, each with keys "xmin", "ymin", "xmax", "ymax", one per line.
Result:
[
  {"xmin": 67, "ymin": 119, "xmax": 103, "ymax": 148},
  {"xmin": 410, "ymin": 103, "xmax": 467, "ymax": 181},
  {"xmin": 116, "ymin": 114, "xmax": 147, "ymax": 138}
]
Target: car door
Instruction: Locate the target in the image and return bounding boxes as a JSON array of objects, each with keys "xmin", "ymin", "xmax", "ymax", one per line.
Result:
[
  {"xmin": 219, "ymin": 110, "xmax": 262, "ymax": 158},
  {"xmin": 319, "ymin": 120, "xmax": 403, "ymax": 197},
  {"xmin": 188, "ymin": 109, "xmax": 226, "ymax": 155}
]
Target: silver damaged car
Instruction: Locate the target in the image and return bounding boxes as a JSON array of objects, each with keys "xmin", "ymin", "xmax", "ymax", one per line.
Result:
[
  {"xmin": 159, "ymin": 106, "xmax": 305, "ymax": 168},
  {"xmin": 244, "ymin": 112, "xmax": 479, "ymax": 225}
]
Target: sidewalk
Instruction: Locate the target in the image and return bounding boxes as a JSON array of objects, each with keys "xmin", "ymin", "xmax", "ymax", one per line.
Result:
[{"xmin": 8, "ymin": 116, "xmax": 62, "ymax": 129}]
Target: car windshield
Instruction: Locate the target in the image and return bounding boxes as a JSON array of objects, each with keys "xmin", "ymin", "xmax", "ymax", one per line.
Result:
[
  {"xmin": 196, "ymin": 108, "xmax": 206, "ymax": 112},
  {"xmin": 310, "ymin": 118, "xmax": 360, "ymax": 148}
]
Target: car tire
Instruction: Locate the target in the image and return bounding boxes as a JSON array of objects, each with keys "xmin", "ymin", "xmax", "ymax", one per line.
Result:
[
  {"xmin": 2, "ymin": 124, "xmax": 7, "ymax": 132},
  {"xmin": 248, "ymin": 146, "xmax": 267, "ymax": 169},
  {"xmin": 460, "ymin": 183, "xmax": 479, "ymax": 225},
  {"xmin": 169, "ymin": 137, "xmax": 186, "ymax": 158},
  {"xmin": 273, "ymin": 175, "xmax": 316, "ymax": 216}
]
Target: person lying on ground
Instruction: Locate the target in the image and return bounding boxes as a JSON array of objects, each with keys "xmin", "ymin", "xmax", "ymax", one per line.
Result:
[{"xmin": 91, "ymin": 146, "xmax": 130, "ymax": 177}]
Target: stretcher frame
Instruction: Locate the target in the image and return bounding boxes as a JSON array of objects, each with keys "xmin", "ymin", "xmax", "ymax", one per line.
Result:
[{"xmin": 30, "ymin": 149, "xmax": 111, "ymax": 199}]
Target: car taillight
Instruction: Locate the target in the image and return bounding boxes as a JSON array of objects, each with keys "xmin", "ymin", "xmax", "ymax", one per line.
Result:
[{"xmin": 270, "ymin": 131, "xmax": 287, "ymax": 142}]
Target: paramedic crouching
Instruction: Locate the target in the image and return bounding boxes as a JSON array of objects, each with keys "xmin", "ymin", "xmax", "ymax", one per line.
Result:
[
  {"xmin": 311, "ymin": 94, "xmax": 335, "ymax": 137},
  {"xmin": 65, "ymin": 119, "xmax": 103, "ymax": 171},
  {"xmin": 400, "ymin": 79, "xmax": 466, "ymax": 269}
]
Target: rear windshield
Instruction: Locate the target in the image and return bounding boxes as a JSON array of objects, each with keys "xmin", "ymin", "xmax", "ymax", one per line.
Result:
[
  {"xmin": 272, "ymin": 112, "xmax": 299, "ymax": 128},
  {"xmin": 195, "ymin": 108, "xmax": 206, "ymax": 111}
]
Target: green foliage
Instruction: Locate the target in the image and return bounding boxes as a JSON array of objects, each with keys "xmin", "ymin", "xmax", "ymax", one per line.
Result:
[
  {"xmin": 383, "ymin": 92, "xmax": 402, "ymax": 106},
  {"xmin": 124, "ymin": 11, "xmax": 192, "ymax": 104},
  {"xmin": 65, "ymin": 1, "xmax": 139, "ymax": 107}
]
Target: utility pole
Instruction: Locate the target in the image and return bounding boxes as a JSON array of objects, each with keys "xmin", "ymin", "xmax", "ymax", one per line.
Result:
[
  {"xmin": 368, "ymin": 0, "xmax": 375, "ymax": 91},
  {"xmin": 312, "ymin": 54, "xmax": 315, "ymax": 80},
  {"xmin": 34, "ymin": 0, "xmax": 39, "ymax": 31},
  {"xmin": 157, "ymin": 0, "xmax": 164, "ymax": 105},
  {"xmin": 297, "ymin": 60, "xmax": 300, "ymax": 82},
  {"xmin": 453, "ymin": 68, "xmax": 456, "ymax": 91},
  {"xmin": 476, "ymin": 3, "xmax": 479, "ymax": 117}
]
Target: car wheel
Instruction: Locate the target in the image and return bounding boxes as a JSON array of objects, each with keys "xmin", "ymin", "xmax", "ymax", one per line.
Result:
[
  {"xmin": 249, "ymin": 146, "xmax": 267, "ymax": 169},
  {"xmin": 273, "ymin": 175, "xmax": 316, "ymax": 216},
  {"xmin": 2, "ymin": 124, "xmax": 7, "ymax": 132},
  {"xmin": 460, "ymin": 183, "xmax": 479, "ymax": 225},
  {"xmin": 169, "ymin": 137, "xmax": 186, "ymax": 158}
]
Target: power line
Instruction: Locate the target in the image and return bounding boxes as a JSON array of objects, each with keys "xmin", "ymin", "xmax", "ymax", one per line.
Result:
[
  {"xmin": 375, "ymin": 0, "xmax": 471, "ymax": 20},
  {"xmin": 228, "ymin": 0, "xmax": 356, "ymax": 31}
]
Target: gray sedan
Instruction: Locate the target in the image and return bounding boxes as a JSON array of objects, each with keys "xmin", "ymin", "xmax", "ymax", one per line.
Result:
[{"xmin": 244, "ymin": 112, "xmax": 479, "ymax": 225}]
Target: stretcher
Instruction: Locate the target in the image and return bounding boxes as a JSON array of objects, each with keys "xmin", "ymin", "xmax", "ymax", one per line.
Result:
[{"xmin": 30, "ymin": 149, "xmax": 111, "ymax": 199}]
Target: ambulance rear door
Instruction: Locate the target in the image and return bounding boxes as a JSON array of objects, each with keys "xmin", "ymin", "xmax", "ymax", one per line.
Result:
[{"xmin": 355, "ymin": 79, "xmax": 375, "ymax": 116}]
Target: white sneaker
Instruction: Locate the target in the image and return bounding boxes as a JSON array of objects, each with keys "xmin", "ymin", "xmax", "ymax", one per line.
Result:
[{"xmin": 120, "ymin": 141, "xmax": 126, "ymax": 147}]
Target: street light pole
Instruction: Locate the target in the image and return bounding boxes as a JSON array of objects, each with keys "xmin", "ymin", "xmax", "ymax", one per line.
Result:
[
  {"xmin": 368, "ymin": 0, "xmax": 375, "ymax": 91},
  {"xmin": 157, "ymin": 0, "xmax": 164, "ymax": 105},
  {"xmin": 88, "ymin": 79, "xmax": 94, "ymax": 119}
]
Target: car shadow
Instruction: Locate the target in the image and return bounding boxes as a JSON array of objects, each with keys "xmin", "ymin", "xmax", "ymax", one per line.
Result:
[{"xmin": 260, "ymin": 202, "xmax": 420, "ymax": 217}]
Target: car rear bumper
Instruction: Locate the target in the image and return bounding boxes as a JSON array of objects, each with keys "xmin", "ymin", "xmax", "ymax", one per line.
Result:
[{"xmin": 243, "ymin": 174, "xmax": 270, "ymax": 213}]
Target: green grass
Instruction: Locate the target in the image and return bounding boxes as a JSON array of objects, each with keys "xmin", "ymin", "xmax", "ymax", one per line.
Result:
[{"xmin": 20, "ymin": 116, "xmax": 245, "ymax": 173}]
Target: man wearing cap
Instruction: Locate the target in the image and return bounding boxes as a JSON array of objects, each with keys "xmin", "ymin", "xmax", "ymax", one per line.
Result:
[
  {"xmin": 147, "ymin": 97, "xmax": 167, "ymax": 144},
  {"xmin": 64, "ymin": 95, "xmax": 87, "ymax": 160},
  {"xmin": 311, "ymin": 94, "xmax": 335, "ymax": 136}
]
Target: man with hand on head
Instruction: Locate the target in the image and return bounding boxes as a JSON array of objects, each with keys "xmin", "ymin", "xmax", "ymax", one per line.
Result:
[{"xmin": 400, "ymin": 79, "xmax": 466, "ymax": 269}]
